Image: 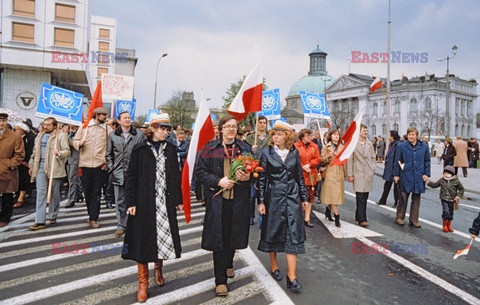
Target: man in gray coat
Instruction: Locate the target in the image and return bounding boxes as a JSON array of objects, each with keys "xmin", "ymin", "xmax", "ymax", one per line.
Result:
[
  {"xmin": 347, "ymin": 124, "xmax": 376, "ymax": 227},
  {"xmin": 65, "ymin": 125, "xmax": 83, "ymax": 208},
  {"xmin": 106, "ymin": 111, "xmax": 143, "ymax": 237}
]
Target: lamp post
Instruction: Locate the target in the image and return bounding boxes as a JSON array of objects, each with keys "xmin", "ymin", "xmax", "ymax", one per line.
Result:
[
  {"xmin": 437, "ymin": 45, "xmax": 458, "ymax": 137},
  {"xmin": 153, "ymin": 53, "xmax": 168, "ymax": 109}
]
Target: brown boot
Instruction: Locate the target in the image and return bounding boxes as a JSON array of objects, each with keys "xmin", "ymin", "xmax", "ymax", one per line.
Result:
[
  {"xmin": 447, "ymin": 221, "xmax": 454, "ymax": 232},
  {"xmin": 137, "ymin": 263, "xmax": 149, "ymax": 303},
  {"xmin": 442, "ymin": 220, "xmax": 449, "ymax": 232},
  {"xmin": 154, "ymin": 259, "xmax": 165, "ymax": 286}
]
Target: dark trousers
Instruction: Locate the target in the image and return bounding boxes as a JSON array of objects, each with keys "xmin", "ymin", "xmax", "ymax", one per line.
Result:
[
  {"xmin": 250, "ymin": 185, "xmax": 257, "ymax": 221},
  {"xmin": 378, "ymin": 180, "xmax": 400, "ymax": 205},
  {"xmin": 81, "ymin": 167, "xmax": 104, "ymax": 221},
  {"xmin": 101, "ymin": 171, "xmax": 115, "ymax": 208},
  {"xmin": 0, "ymin": 193, "xmax": 15, "ymax": 223},
  {"xmin": 441, "ymin": 200, "xmax": 454, "ymax": 221},
  {"xmin": 454, "ymin": 166, "xmax": 468, "ymax": 177},
  {"xmin": 355, "ymin": 192, "xmax": 369, "ymax": 223},
  {"xmin": 213, "ymin": 199, "xmax": 236, "ymax": 286},
  {"xmin": 397, "ymin": 192, "xmax": 421, "ymax": 223}
]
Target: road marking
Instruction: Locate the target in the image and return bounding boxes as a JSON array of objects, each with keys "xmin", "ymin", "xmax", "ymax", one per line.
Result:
[
  {"xmin": 312, "ymin": 211, "xmax": 382, "ymax": 238},
  {"xmin": 344, "ymin": 190, "xmax": 480, "ymax": 243},
  {"xmin": 459, "ymin": 203, "xmax": 480, "ymax": 211},
  {"xmin": 357, "ymin": 236, "xmax": 480, "ymax": 305},
  {"xmin": 0, "ymin": 248, "xmax": 210, "ymax": 305}
]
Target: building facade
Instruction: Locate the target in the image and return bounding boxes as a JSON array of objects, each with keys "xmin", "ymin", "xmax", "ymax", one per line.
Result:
[
  {"xmin": 0, "ymin": 0, "xmax": 91, "ymax": 125},
  {"xmin": 326, "ymin": 73, "xmax": 478, "ymax": 139}
]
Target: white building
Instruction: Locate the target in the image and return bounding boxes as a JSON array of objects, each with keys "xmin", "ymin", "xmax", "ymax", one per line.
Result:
[
  {"xmin": 325, "ymin": 73, "xmax": 478, "ymax": 139},
  {"xmin": 0, "ymin": 0, "xmax": 91, "ymax": 125}
]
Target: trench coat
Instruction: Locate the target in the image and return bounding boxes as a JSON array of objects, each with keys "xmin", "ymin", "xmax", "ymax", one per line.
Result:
[
  {"xmin": 320, "ymin": 142, "xmax": 347, "ymax": 205},
  {"xmin": 393, "ymin": 141, "xmax": 430, "ymax": 194},
  {"xmin": 347, "ymin": 140, "xmax": 376, "ymax": 193},
  {"xmin": 196, "ymin": 139, "xmax": 251, "ymax": 252},
  {"xmin": 257, "ymin": 147, "xmax": 308, "ymax": 244},
  {"xmin": 0, "ymin": 128, "xmax": 25, "ymax": 194},
  {"xmin": 434, "ymin": 142, "xmax": 445, "ymax": 157},
  {"xmin": 122, "ymin": 139, "xmax": 182, "ymax": 264},
  {"xmin": 382, "ymin": 140, "xmax": 399, "ymax": 181},
  {"xmin": 453, "ymin": 140, "xmax": 469, "ymax": 167}
]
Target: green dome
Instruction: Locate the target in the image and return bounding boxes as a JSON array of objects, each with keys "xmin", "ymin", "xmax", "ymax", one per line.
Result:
[{"xmin": 288, "ymin": 75, "xmax": 335, "ymax": 96}]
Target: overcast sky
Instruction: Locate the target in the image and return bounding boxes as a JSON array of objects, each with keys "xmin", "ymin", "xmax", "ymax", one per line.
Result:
[{"xmin": 91, "ymin": 0, "xmax": 480, "ymax": 116}]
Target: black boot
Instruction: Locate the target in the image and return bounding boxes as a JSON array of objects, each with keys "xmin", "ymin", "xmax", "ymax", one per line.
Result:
[
  {"xmin": 325, "ymin": 208, "xmax": 334, "ymax": 221},
  {"xmin": 334, "ymin": 213, "xmax": 341, "ymax": 228},
  {"xmin": 286, "ymin": 276, "xmax": 302, "ymax": 292}
]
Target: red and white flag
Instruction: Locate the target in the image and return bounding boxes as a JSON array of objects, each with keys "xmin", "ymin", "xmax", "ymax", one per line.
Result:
[
  {"xmin": 227, "ymin": 62, "xmax": 263, "ymax": 121},
  {"xmin": 453, "ymin": 238, "xmax": 474, "ymax": 259},
  {"xmin": 181, "ymin": 96, "xmax": 215, "ymax": 223},
  {"xmin": 331, "ymin": 107, "xmax": 365, "ymax": 166},
  {"xmin": 83, "ymin": 81, "xmax": 103, "ymax": 128},
  {"xmin": 370, "ymin": 77, "xmax": 382, "ymax": 93}
]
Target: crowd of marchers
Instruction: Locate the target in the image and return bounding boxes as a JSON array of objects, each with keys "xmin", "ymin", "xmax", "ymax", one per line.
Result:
[{"xmin": 1, "ymin": 110, "xmax": 480, "ymax": 303}]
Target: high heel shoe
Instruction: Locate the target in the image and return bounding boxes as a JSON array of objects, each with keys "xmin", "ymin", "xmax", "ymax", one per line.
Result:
[
  {"xmin": 286, "ymin": 276, "xmax": 302, "ymax": 292},
  {"xmin": 325, "ymin": 208, "xmax": 334, "ymax": 221},
  {"xmin": 334, "ymin": 213, "xmax": 341, "ymax": 228}
]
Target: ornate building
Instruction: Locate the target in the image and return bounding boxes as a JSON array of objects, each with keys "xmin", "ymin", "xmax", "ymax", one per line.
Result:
[
  {"xmin": 325, "ymin": 73, "xmax": 478, "ymax": 138},
  {"xmin": 282, "ymin": 46, "xmax": 336, "ymax": 125}
]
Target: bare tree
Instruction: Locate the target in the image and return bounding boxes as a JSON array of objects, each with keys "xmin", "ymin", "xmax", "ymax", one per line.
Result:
[
  {"xmin": 409, "ymin": 98, "xmax": 445, "ymax": 139},
  {"xmin": 329, "ymin": 101, "xmax": 354, "ymax": 131},
  {"xmin": 161, "ymin": 90, "xmax": 197, "ymax": 128}
]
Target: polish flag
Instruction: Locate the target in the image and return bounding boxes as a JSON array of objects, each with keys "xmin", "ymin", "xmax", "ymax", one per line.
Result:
[
  {"xmin": 83, "ymin": 81, "xmax": 103, "ymax": 128},
  {"xmin": 181, "ymin": 96, "xmax": 215, "ymax": 223},
  {"xmin": 453, "ymin": 239, "xmax": 474, "ymax": 259},
  {"xmin": 331, "ymin": 108, "xmax": 365, "ymax": 166},
  {"xmin": 370, "ymin": 77, "xmax": 382, "ymax": 93},
  {"xmin": 227, "ymin": 62, "xmax": 263, "ymax": 121}
]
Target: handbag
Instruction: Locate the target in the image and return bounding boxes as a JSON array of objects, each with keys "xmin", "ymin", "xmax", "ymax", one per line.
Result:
[{"xmin": 453, "ymin": 197, "xmax": 460, "ymax": 210}]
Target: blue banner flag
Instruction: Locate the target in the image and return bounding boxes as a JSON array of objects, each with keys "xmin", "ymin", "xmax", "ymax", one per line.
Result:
[
  {"xmin": 145, "ymin": 109, "xmax": 161, "ymax": 124},
  {"xmin": 210, "ymin": 113, "xmax": 217, "ymax": 122},
  {"xmin": 259, "ymin": 89, "xmax": 281, "ymax": 120},
  {"xmin": 114, "ymin": 99, "xmax": 136, "ymax": 120},
  {"xmin": 37, "ymin": 83, "xmax": 84, "ymax": 125},
  {"xmin": 300, "ymin": 91, "xmax": 330, "ymax": 119}
]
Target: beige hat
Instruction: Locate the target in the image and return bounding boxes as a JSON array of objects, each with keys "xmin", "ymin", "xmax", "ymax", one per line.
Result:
[
  {"xmin": 150, "ymin": 113, "xmax": 172, "ymax": 128},
  {"xmin": 93, "ymin": 107, "xmax": 108, "ymax": 115},
  {"xmin": 272, "ymin": 120, "xmax": 293, "ymax": 131},
  {"xmin": 14, "ymin": 122, "xmax": 30, "ymax": 132}
]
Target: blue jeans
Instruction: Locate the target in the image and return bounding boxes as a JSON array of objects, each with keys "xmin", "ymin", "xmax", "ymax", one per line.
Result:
[
  {"xmin": 114, "ymin": 185, "xmax": 127, "ymax": 229},
  {"xmin": 35, "ymin": 167, "xmax": 61, "ymax": 224},
  {"xmin": 441, "ymin": 200, "xmax": 454, "ymax": 221}
]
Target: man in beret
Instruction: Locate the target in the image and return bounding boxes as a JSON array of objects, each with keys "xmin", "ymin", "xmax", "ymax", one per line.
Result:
[
  {"xmin": 0, "ymin": 113, "xmax": 25, "ymax": 227},
  {"xmin": 73, "ymin": 107, "xmax": 112, "ymax": 229}
]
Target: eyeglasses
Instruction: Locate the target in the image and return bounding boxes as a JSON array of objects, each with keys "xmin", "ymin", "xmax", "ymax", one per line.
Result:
[{"xmin": 223, "ymin": 125, "xmax": 237, "ymax": 130}]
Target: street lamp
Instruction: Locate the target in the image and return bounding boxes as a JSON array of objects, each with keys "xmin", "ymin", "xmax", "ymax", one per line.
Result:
[
  {"xmin": 437, "ymin": 45, "xmax": 458, "ymax": 137},
  {"xmin": 153, "ymin": 53, "xmax": 168, "ymax": 109}
]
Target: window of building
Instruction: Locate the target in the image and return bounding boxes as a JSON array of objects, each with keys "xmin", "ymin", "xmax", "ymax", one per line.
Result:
[
  {"xmin": 98, "ymin": 67, "xmax": 108, "ymax": 78},
  {"xmin": 382, "ymin": 124, "xmax": 387, "ymax": 135},
  {"xmin": 55, "ymin": 3, "xmax": 75, "ymax": 23},
  {"xmin": 98, "ymin": 41, "xmax": 109, "ymax": 52},
  {"xmin": 394, "ymin": 99, "xmax": 400, "ymax": 113},
  {"xmin": 13, "ymin": 0, "xmax": 35, "ymax": 18},
  {"xmin": 425, "ymin": 97, "xmax": 432, "ymax": 110},
  {"xmin": 373, "ymin": 102, "xmax": 378, "ymax": 116},
  {"xmin": 393, "ymin": 123, "xmax": 399, "ymax": 132},
  {"xmin": 409, "ymin": 98, "xmax": 417, "ymax": 112},
  {"xmin": 410, "ymin": 122, "xmax": 416, "ymax": 128},
  {"xmin": 98, "ymin": 54, "xmax": 110, "ymax": 65},
  {"xmin": 383, "ymin": 100, "xmax": 387, "ymax": 115},
  {"xmin": 54, "ymin": 28, "xmax": 74, "ymax": 47},
  {"xmin": 12, "ymin": 22, "xmax": 34, "ymax": 43},
  {"xmin": 99, "ymin": 28, "xmax": 110, "ymax": 39},
  {"xmin": 371, "ymin": 124, "xmax": 376, "ymax": 135}
]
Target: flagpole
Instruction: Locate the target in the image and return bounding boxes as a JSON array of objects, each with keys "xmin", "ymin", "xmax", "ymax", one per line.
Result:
[
  {"xmin": 386, "ymin": 0, "xmax": 391, "ymax": 134},
  {"xmin": 47, "ymin": 124, "xmax": 60, "ymax": 204},
  {"xmin": 316, "ymin": 119, "xmax": 324, "ymax": 144},
  {"xmin": 253, "ymin": 112, "xmax": 259, "ymax": 146}
]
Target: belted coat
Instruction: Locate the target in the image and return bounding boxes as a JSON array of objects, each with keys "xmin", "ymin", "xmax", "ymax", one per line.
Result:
[
  {"xmin": 196, "ymin": 139, "xmax": 251, "ymax": 252},
  {"xmin": 0, "ymin": 129, "xmax": 24, "ymax": 194},
  {"xmin": 257, "ymin": 147, "xmax": 308, "ymax": 244}
]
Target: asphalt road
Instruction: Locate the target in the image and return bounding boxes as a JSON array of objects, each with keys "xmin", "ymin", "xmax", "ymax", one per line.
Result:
[{"xmin": 0, "ymin": 174, "xmax": 479, "ymax": 305}]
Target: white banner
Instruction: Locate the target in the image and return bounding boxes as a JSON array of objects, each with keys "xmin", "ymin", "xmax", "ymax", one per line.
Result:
[{"xmin": 101, "ymin": 74, "xmax": 134, "ymax": 101}]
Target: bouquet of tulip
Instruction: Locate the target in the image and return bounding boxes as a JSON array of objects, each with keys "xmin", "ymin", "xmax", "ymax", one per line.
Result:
[{"xmin": 214, "ymin": 153, "xmax": 264, "ymax": 197}]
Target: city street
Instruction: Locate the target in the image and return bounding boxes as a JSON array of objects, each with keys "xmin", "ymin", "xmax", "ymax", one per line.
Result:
[{"xmin": 0, "ymin": 162, "xmax": 479, "ymax": 305}]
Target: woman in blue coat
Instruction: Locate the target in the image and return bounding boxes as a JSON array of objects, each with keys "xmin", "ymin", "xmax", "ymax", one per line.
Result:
[
  {"xmin": 257, "ymin": 120, "xmax": 308, "ymax": 292},
  {"xmin": 377, "ymin": 130, "xmax": 401, "ymax": 207}
]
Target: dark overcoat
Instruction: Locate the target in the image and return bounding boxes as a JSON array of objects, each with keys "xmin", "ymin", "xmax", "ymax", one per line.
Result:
[
  {"xmin": 196, "ymin": 139, "xmax": 251, "ymax": 251},
  {"xmin": 382, "ymin": 140, "xmax": 399, "ymax": 181},
  {"xmin": 257, "ymin": 147, "xmax": 308, "ymax": 244},
  {"xmin": 393, "ymin": 141, "xmax": 430, "ymax": 194},
  {"xmin": 122, "ymin": 140, "xmax": 182, "ymax": 264}
]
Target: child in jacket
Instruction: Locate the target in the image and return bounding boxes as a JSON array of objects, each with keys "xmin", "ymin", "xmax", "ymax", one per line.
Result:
[{"xmin": 427, "ymin": 165, "xmax": 464, "ymax": 233}]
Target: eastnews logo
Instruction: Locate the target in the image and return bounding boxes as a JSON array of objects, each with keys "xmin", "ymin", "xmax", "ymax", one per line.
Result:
[
  {"xmin": 51, "ymin": 51, "xmax": 128, "ymax": 64},
  {"xmin": 351, "ymin": 51, "xmax": 428, "ymax": 63},
  {"xmin": 351, "ymin": 242, "xmax": 429, "ymax": 255},
  {"xmin": 51, "ymin": 242, "xmax": 128, "ymax": 255}
]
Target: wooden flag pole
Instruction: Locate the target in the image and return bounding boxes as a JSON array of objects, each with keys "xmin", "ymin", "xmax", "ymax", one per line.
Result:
[
  {"xmin": 47, "ymin": 124, "xmax": 60, "ymax": 204},
  {"xmin": 316, "ymin": 119, "xmax": 324, "ymax": 144}
]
